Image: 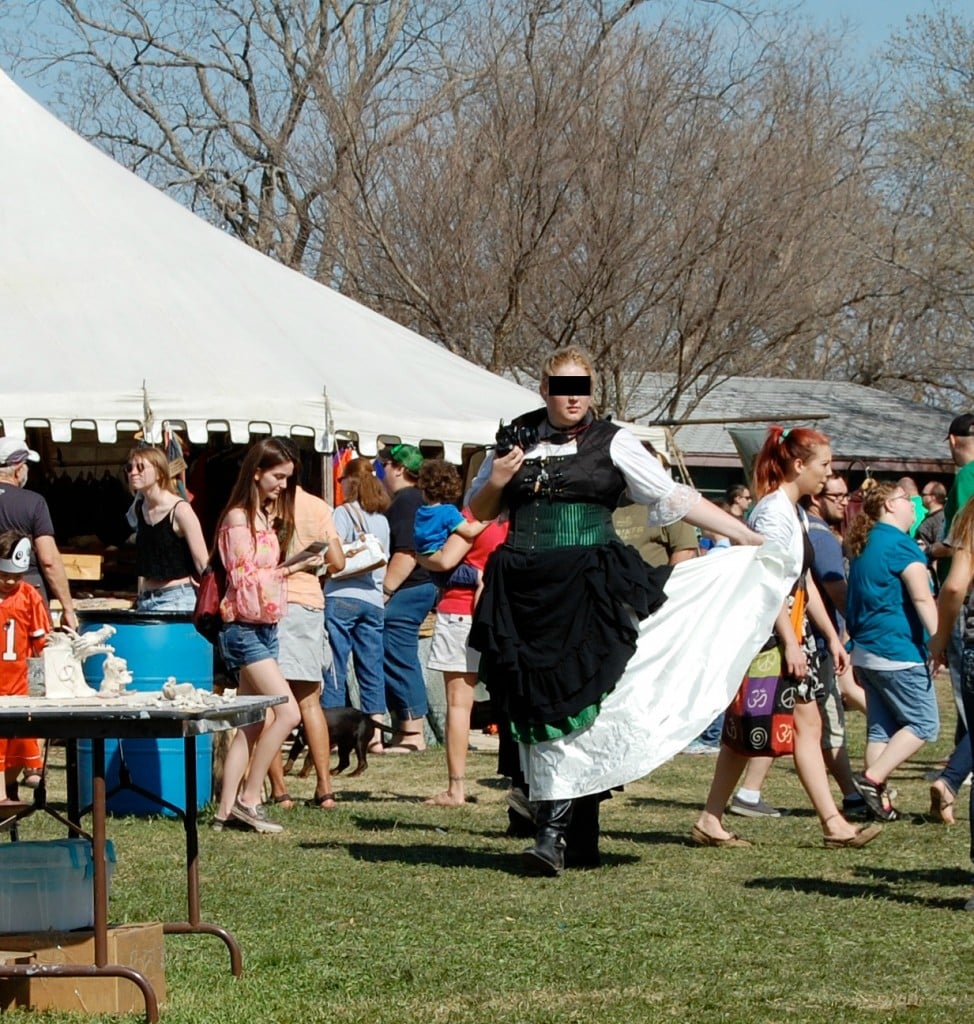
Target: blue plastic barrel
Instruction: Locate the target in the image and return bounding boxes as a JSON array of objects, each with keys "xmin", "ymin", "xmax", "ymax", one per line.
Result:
[{"xmin": 76, "ymin": 611, "xmax": 213, "ymax": 816}]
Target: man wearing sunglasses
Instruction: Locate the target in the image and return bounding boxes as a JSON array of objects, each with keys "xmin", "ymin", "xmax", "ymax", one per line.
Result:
[{"xmin": 0, "ymin": 437, "xmax": 77, "ymax": 630}]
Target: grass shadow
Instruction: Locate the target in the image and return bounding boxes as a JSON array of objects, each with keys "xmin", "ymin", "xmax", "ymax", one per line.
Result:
[
  {"xmin": 339, "ymin": 840, "xmax": 640, "ymax": 873},
  {"xmin": 744, "ymin": 874, "xmax": 964, "ymax": 909},
  {"xmin": 853, "ymin": 864, "xmax": 972, "ymax": 886},
  {"xmin": 344, "ymin": 840, "xmax": 524, "ymax": 872},
  {"xmin": 474, "ymin": 775, "xmax": 507, "ymax": 789},
  {"xmin": 624, "ymin": 794, "xmax": 818, "ymax": 819}
]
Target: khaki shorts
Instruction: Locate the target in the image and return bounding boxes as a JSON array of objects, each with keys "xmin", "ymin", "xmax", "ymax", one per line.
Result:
[
  {"xmin": 427, "ymin": 612, "xmax": 480, "ymax": 674},
  {"xmin": 277, "ymin": 603, "xmax": 331, "ymax": 682},
  {"xmin": 816, "ymin": 648, "xmax": 846, "ymax": 749}
]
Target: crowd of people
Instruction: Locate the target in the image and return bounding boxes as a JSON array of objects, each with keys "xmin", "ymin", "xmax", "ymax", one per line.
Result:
[{"xmin": 2, "ymin": 353, "xmax": 973, "ymax": 911}]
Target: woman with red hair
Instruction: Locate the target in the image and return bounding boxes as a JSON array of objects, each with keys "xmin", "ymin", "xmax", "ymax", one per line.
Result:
[{"xmin": 693, "ymin": 426, "xmax": 882, "ymax": 848}]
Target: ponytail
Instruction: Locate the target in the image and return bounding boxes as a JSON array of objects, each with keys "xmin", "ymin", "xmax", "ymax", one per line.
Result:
[
  {"xmin": 752, "ymin": 426, "xmax": 830, "ymax": 499},
  {"xmin": 846, "ymin": 481, "xmax": 899, "ymax": 557}
]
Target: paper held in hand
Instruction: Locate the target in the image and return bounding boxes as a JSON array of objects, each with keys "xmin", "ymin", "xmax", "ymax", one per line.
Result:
[{"xmin": 280, "ymin": 540, "xmax": 328, "ymax": 569}]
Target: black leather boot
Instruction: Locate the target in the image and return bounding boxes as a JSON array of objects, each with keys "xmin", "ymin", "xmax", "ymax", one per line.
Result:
[
  {"xmin": 522, "ymin": 800, "xmax": 574, "ymax": 876},
  {"xmin": 565, "ymin": 793, "xmax": 602, "ymax": 869}
]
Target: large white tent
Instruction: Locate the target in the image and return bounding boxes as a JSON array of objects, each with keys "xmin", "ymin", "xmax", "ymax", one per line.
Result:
[{"xmin": 0, "ymin": 70, "xmax": 538, "ymax": 460}]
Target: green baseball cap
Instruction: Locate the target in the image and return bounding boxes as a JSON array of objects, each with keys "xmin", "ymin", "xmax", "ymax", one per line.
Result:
[{"xmin": 378, "ymin": 443, "xmax": 424, "ymax": 474}]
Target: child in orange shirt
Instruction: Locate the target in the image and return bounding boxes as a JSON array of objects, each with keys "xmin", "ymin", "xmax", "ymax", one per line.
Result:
[{"xmin": 0, "ymin": 531, "xmax": 51, "ymax": 809}]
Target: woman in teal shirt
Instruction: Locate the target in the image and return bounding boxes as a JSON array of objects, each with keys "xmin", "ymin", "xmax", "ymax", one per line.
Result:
[{"xmin": 846, "ymin": 481, "xmax": 939, "ymax": 821}]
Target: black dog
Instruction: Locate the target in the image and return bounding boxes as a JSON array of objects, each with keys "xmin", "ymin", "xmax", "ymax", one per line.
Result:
[{"xmin": 284, "ymin": 707, "xmax": 417, "ymax": 778}]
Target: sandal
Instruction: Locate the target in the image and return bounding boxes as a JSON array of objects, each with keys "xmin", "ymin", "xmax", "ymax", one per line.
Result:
[
  {"xmin": 929, "ymin": 780, "xmax": 956, "ymax": 825},
  {"xmin": 306, "ymin": 793, "xmax": 338, "ymax": 810},
  {"xmin": 271, "ymin": 793, "xmax": 296, "ymax": 810}
]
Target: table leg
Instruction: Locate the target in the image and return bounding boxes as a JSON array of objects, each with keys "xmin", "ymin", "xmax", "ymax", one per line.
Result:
[
  {"xmin": 0, "ymin": 740, "xmax": 159, "ymax": 1024},
  {"xmin": 91, "ymin": 738, "xmax": 108, "ymax": 967},
  {"xmin": 161, "ymin": 736, "xmax": 242, "ymax": 977}
]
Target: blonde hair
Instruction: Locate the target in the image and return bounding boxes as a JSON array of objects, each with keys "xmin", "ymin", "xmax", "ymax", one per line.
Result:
[
  {"xmin": 846, "ymin": 481, "xmax": 900, "ymax": 557},
  {"xmin": 541, "ymin": 346, "xmax": 599, "ymax": 394},
  {"xmin": 126, "ymin": 446, "xmax": 177, "ymax": 495},
  {"xmin": 948, "ymin": 494, "xmax": 974, "ymax": 555}
]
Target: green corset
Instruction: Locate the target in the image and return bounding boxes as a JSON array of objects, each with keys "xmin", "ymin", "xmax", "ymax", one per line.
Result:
[{"xmin": 506, "ymin": 501, "xmax": 618, "ymax": 552}]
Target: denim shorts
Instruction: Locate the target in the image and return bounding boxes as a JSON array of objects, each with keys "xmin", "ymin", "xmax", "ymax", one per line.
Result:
[
  {"xmin": 136, "ymin": 582, "xmax": 197, "ymax": 613},
  {"xmin": 217, "ymin": 621, "xmax": 279, "ymax": 673},
  {"xmin": 856, "ymin": 663, "xmax": 939, "ymax": 744}
]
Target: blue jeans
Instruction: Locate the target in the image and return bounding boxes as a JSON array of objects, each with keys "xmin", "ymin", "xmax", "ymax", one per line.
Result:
[
  {"xmin": 325, "ymin": 597, "xmax": 385, "ymax": 713},
  {"xmin": 383, "ymin": 582, "xmax": 436, "ymax": 720},
  {"xmin": 948, "ymin": 612, "xmax": 968, "ymax": 735},
  {"xmin": 697, "ymin": 713, "xmax": 724, "ymax": 746}
]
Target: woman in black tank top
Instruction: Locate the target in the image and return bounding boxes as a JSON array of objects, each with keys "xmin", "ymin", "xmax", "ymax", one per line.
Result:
[{"xmin": 127, "ymin": 446, "xmax": 207, "ymax": 612}]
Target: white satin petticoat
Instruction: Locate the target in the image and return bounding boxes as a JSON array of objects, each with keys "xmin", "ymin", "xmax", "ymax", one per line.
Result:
[{"xmin": 522, "ymin": 543, "xmax": 793, "ymax": 800}]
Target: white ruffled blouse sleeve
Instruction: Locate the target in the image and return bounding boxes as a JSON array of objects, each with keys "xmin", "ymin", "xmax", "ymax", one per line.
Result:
[{"xmin": 610, "ymin": 429, "xmax": 702, "ymax": 527}]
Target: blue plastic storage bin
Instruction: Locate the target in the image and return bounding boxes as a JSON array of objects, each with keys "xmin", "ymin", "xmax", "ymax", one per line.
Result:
[
  {"xmin": 75, "ymin": 611, "xmax": 213, "ymax": 817},
  {"xmin": 0, "ymin": 838, "xmax": 116, "ymax": 933}
]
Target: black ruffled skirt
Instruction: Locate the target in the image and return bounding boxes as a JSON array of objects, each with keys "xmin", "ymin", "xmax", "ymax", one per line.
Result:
[{"xmin": 470, "ymin": 541, "xmax": 671, "ymax": 731}]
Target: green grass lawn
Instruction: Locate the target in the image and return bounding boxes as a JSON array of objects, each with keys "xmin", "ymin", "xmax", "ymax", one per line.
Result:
[{"xmin": 4, "ymin": 679, "xmax": 974, "ymax": 1023}]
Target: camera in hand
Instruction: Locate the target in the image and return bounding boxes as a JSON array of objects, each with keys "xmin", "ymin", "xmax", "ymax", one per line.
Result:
[{"xmin": 495, "ymin": 420, "xmax": 539, "ymax": 457}]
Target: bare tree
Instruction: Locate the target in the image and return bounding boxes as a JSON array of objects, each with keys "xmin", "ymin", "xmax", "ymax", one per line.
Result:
[
  {"xmin": 11, "ymin": 0, "xmax": 464, "ymax": 287},
  {"xmin": 344, "ymin": 3, "xmax": 887, "ymax": 418},
  {"xmin": 856, "ymin": 1, "xmax": 974, "ymax": 405},
  {"xmin": 12, "ymin": 0, "xmax": 958, "ymax": 414}
]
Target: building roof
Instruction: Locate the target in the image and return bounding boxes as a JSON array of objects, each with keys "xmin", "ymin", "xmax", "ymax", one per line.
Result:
[{"xmin": 624, "ymin": 374, "xmax": 958, "ymax": 473}]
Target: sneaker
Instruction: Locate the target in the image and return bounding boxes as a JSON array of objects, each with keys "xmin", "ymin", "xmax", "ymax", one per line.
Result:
[
  {"xmin": 683, "ymin": 740, "xmax": 721, "ymax": 755},
  {"xmin": 506, "ymin": 787, "xmax": 536, "ymax": 824},
  {"xmin": 842, "ymin": 795, "xmax": 869, "ymax": 821},
  {"xmin": 852, "ymin": 773, "xmax": 898, "ymax": 822},
  {"xmin": 728, "ymin": 795, "xmax": 781, "ymax": 818},
  {"xmin": 231, "ymin": 798, "xmax": 284, "ymax": 834}
]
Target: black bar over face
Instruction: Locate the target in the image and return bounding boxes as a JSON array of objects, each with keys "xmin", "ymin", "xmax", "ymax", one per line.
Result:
[{"xmin": 547, "ymin": 375, "xmax": 592, "ymax": 396}]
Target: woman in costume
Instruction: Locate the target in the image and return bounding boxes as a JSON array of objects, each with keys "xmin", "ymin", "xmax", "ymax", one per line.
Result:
[
  {"xmin": 693, "ymin": 427, "xmax": 882, "ymax": 849},
  {"xmin": 467, "ymin": 346, "xmax": 766, "ymax": 875}
]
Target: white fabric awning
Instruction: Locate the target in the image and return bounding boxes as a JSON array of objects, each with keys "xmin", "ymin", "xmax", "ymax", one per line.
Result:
[{"xmin": 0, "ymin": 70, "xmax": 538, "ymax": 460}]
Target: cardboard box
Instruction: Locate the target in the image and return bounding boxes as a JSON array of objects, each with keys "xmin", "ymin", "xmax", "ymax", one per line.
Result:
[
  {"xmin": 61, "ymin": 553, "xmax": 104, "ymax": 581},
  {"xmin": 0, "ymin": 952, "xmax": 33, "ymax": 1013},
  {"xmin": 0, "ymin": 923, "xmax": 166, "ymax": 1014}
]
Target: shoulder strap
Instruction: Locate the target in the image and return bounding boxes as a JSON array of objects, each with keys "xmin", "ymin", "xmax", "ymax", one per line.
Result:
[{"xmin": 346, "ymin": 501, "xmax": 367, "ymax": 533}]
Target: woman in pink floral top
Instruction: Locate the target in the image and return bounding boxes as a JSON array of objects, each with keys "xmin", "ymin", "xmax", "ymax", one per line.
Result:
[{"xmin": 213, "ymin": 438, "xmax": 325, "ymax": 834}]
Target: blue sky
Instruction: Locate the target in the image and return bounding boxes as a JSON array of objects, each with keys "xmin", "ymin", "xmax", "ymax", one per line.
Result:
[
  {"xmin": 3, "ymin": 1, "xmax": 948, "ymax": 107},
  {"xmin": 788, "ymin": 0, "xmax": 938, "ymax": 55}
]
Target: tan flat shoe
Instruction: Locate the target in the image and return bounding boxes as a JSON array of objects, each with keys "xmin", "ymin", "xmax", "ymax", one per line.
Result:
[
  {"xmin": 691, "ymin": 824, "xmax": 752, "ymax": 848},
  {"xmin": 823, "ymin": 823, "xmax": 882, "ymax": 849}
]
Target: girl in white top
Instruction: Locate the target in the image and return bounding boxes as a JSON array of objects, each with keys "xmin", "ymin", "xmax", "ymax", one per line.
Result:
[{"xmin": 694, "ymin": 426, "xmax": 881, "ymax": 849}]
